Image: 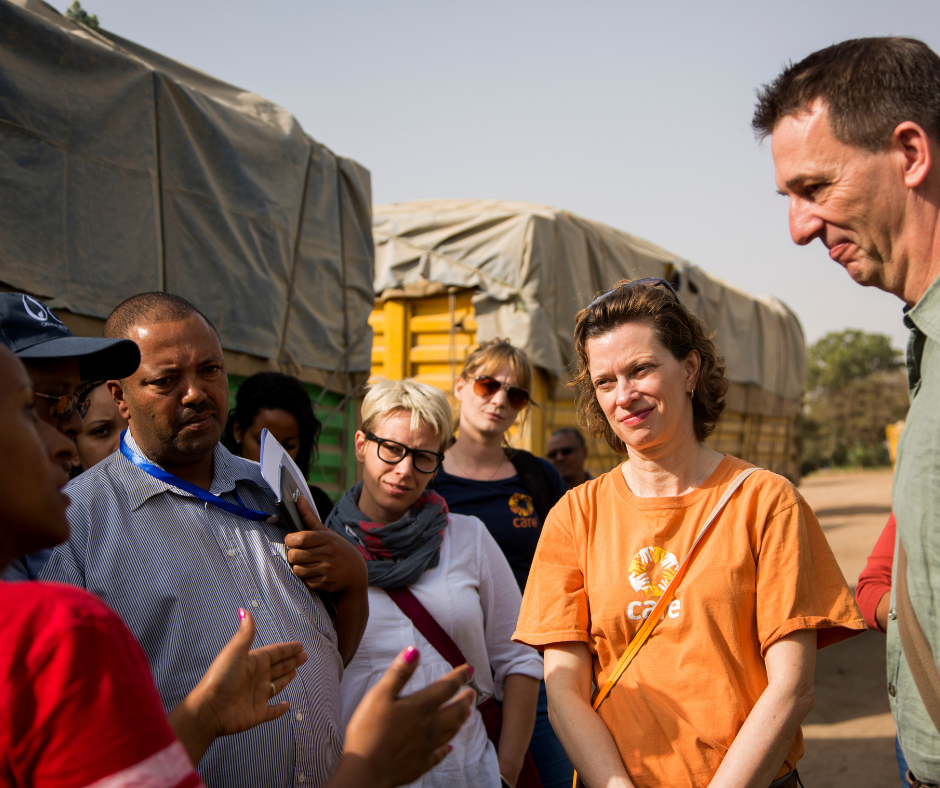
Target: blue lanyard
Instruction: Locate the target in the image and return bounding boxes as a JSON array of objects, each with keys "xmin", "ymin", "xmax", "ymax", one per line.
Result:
[{"xmin": 119, "ymin": 430, "xmax": 274, "ymax": 522}]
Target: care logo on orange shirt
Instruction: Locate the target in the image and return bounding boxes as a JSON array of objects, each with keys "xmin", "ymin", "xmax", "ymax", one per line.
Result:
[
  {"xmin": 628, "ymin": 546, "xmax": 679, "ymax": 598},
  {"xmin": 627, "ymin": 545, "xmax": 683, "ymax": 622}
]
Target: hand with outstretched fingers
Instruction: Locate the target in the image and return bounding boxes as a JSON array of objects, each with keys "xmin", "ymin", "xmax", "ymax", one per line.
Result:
[
  {"xmin": 285, "ymin": 494, "xmax": 368, "ymax": 593},
  {"xmin": 168, "ymin": 609, "xmax": 308, "ymax": 765},
  {"xmin": 325, "ymin": 646, "xmax": 476, "ymax": 788}
]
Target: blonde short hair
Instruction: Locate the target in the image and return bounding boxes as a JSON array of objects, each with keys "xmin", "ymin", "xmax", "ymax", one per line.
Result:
[{"xmin": 361, "ymin": 379, "xmax": 454, "ymax": 451}]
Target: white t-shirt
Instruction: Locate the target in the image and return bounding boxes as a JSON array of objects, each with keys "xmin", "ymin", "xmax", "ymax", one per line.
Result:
[{"xmin": 339, "ymin": 513, "xmax": 544, "ymax": 788}]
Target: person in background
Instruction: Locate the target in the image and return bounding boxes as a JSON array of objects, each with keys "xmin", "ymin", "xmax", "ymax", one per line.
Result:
[
  {"xmin": 0, "ymin": 292, "xmax": 140, "ymax": 580},
  {"xmin": 857, "ymin": 513, "xmax": 909, "ymax": 785},
  {"xmin": 326, "ymin": 379, "xmax": 543, "ymax": 788},
  {"xmin": 41, "ymin": 292, "xmax": 369, "ymax": 788},
  {"xmin": 0, "ymin": 343, "xmax": 476, "ymax": 788},
  {"xmin": 224, "ymin": 371, "xmax": 334, "ymax": 519},
  {"xmin": 433, "ymin": 339, "xmax": 572, "ymax": 788},
  {"xmin": 545, "ymin": 427, "xmax": 591, "ymax": 489},
  {"xmin": 514, "ymin": 278, "xmax": 865, "ymax": 788},
  {"xmin": 71, "ymin": 378, "xmax": 129, "ymax": 475}
]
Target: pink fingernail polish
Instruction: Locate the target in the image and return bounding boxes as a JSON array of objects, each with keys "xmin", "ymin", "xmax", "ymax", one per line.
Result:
[
  {"xmin": 238, "ymin": 608, "xmax": 247, "ymax": 621},
  {"xmin": 447, "ymin": 744, "xmax": 453, "ymax": 753},
  {"xmin": 467, "ymin": 665, "xmax": 475, "ymax": 678},
  {"xmin": 403, "ymin": 645, "xmax": 419, "ymax": 664},
  {"xmin": 466, "ymin": 704, "xmax": 473, "ymax": 718}
]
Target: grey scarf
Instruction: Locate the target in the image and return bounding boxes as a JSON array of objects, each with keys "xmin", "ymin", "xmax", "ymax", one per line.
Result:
[{"xmin": 325, "ymin": 481, "xmax": 449, "ymax": 588}]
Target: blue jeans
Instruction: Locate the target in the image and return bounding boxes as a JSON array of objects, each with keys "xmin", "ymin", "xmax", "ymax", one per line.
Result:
[
  {"xmin": 528, "ymin": 680, "xmax": 573, "ymax": 788},
  {"xmin": 897, "ymin": 735, "xmax": 910, "ymax": 786}
]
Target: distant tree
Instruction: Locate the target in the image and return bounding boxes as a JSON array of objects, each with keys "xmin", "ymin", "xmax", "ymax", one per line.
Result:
[
  {"xmin": 802, "ymin": 330, "xmax": 908, "ymax": 473},
  {"xmin": 65, "ymin": 1, "xmax": 99, "ymax": 30}
]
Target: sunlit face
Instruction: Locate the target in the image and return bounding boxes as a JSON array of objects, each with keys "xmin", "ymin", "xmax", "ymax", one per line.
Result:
[
  {"xmin": 111, "ymin": 315, "xmax": 228, "ymax": 466},
  {"xmin": 454, "ymin": 363, "xmax": 525, "ymax": 438},
  {"xmin": 772, "ymin": 100, "xmax": 909, "ymax": 294},
  {"xmin": 0, "ymin": 347, "xmax": 75, "ymax": 564},
  {"xmin": 355, "ymin": 410, "xmax": 440, "ymax": 525},
  {"xmin": 74, "ymin": 383, "xmax": 128, "ymax": 471},
  {"xmin": 235, "ymin": 408, "xmax": 301, "ymax": 464},
  {"xmin": 586, "ymin": 321, "xmax": 699, "ymax": 456}
]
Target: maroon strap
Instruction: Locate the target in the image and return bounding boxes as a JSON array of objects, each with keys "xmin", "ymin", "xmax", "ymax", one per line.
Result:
[{"xmin": 385, "ymin": 587, "xmax": 468, "ymax": 670}]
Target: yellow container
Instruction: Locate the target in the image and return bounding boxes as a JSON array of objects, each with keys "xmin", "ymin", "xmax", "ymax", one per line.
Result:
[
  {"xmin": 370, "ymin": 292, "xmax": 803, "ymax": 481},
  {"xmin": 886, "ymin": 420, "xmax": 905, "ymax": 465}
]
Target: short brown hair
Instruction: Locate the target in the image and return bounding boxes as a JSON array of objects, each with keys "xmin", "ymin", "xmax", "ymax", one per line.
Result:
[
  {"xmin": 752, "ymin": 37, "xmax": 940, "ymax": 152},
  {"xmin": 459, "ymin": 338, "xmax": 533, "ymax": 396},
  {"xmin": 570, "ymin": 280, "xmax": 728, "ymax": 452}
]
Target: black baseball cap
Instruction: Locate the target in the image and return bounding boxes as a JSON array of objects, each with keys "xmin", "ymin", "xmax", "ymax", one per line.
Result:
[{"xmin": 0, "ymin": 293, "xmax": 140, "ymax": 380}]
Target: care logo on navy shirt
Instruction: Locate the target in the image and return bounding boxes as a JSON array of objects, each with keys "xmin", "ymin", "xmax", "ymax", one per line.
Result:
[{"xmin": 509, "ymin": 492, "xmax": 539, "ymax": 528}]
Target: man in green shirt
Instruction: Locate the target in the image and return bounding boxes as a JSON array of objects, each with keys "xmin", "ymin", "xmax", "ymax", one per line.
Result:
[{"xmin": 754, "ymin": 38, "xmax": 940, "ymax": 786}]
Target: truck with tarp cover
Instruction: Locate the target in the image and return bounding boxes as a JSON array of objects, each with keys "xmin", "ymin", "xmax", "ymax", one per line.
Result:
[
  {"xmin": 369, "ymin": 199, "xmax": 806, "ymax": 481},
  {"xmin": 0, "ymin": 0, "xmax": 375, "ymax": 498}
]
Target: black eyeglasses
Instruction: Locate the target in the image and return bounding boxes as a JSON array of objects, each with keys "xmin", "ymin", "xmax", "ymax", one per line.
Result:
[
  {"xmin": 547, "ymin": 446, "xmax": 578, "ymax": 460},
  {"xmin": 472, "ymin": 375, "xmax": 531, "ymax": 410},
  {"xmin": 365, "ymin": 431, "xmax": 445, "ymax": 474},
  {"xmin": 586, "ymin": 278, "xmax": 681, "ymax": 310},
  {"xmin": 34, "ymin": 392, "xmax": 90, "ymax": 423}
]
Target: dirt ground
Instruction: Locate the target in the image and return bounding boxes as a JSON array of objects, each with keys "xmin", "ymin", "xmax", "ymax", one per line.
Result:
[{"xmin": 796, "ymin": 468, "xmax": 899, "ymax": 786}]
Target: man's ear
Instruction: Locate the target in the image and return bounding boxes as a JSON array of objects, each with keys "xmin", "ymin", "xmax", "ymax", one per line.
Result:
[
  {"xmin": 107, "ymin": 379, "xmax": 131, "ymax": 422},
  {"xmin": 894, "ymin": 121, "xmax": 933, "ymax": 189},
  {"xmin": 232, "ymin": 420, "xmax": 244, "ymax": 444}
]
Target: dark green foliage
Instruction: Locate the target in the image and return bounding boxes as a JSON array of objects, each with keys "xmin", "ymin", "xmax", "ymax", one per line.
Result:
[
  {"xmin": 64, "ymin": 1, "xmax": 99, "ymax": 30},
  {"xmin": 801, "ymin": 330, "xmax": 909, "ymax": 473}
]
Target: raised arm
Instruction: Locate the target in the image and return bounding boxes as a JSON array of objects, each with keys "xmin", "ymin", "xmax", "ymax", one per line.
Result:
[
  {"xmin": 167, "ymin": 609, "xmax": 307, "ymax": 765},
  {"xmin": 544, "ymin": 642, "xmax": 635, "ymax": 788}
]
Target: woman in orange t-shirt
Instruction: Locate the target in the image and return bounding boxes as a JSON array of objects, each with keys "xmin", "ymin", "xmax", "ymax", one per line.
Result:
[{"xmin": 512, "ymin": 279, "xmax": 865, "ymax": 788}]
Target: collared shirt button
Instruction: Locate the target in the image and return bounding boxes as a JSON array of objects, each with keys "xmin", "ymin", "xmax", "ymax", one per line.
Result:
[
  {"xmin": 251, "ymin": 600, "xmax": 259, "ymax": 608},
  {"xmin": 299, "ymin": 775, "xmax": 305, "ymax": 783},
  {"xmin": 227, "ymin": 549, "xmax": 235, "ymax": 557},
  {"xmin": 296, "ymin": 712, "xmax": 303, "ymax": 721},
  {"xmin": 888, "ymin": 683, "xmax": 897, "ymax": 697}
]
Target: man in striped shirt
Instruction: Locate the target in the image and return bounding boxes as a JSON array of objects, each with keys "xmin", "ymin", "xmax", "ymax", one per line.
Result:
[{"xmin": 42, "ymin": 292, "xmax": 370, "ymax": 788}]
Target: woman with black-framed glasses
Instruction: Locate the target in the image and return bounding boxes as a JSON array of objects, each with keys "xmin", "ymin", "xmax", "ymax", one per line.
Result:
[
  {"xmin": 434, "ymin": 339, "xmax": 572, "ymax": 788},
  {"xmin": 326, "ymin": 378, "xmax": 542, "ymax": 788}
]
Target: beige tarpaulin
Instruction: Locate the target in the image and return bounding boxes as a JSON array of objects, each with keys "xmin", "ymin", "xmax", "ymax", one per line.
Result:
[
  {"xmin": 0, "ymin": 0, "xmax": 374, "ymax": 386},
  {"xmin": 373, "ymin": 200, "xmax": 805, "ymax": 402}
]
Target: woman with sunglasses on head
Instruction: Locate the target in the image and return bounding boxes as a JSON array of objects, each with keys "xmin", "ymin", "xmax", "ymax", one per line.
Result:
[
  {"xmin": 434, "ymin": 339, "xmax": 572, "ymax": 788},
  {"xmin": 326, "ymin": 379, "xmax": 543, "ymax": 788},
  {"xmin": 513, "ymin": 279, "xmax": 865, "ymax": 788}
]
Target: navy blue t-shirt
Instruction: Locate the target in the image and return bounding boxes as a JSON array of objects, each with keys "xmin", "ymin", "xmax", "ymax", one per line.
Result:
[{"xmin": 434, "ymin": 456, "xmax": 568, "ymax": 592}]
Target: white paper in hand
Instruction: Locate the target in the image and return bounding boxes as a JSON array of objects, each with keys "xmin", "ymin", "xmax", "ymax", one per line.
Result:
[{"xmin": 259, "ymin": 428, "xmax": 321, "ymax": 522}]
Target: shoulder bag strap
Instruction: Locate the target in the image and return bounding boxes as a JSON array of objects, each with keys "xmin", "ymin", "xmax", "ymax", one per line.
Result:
[
  {"xmin": 509, "ymin": 449, "xmax": 555, "ymax": 522},
  {"xmin": 384, "ymin": 586, "xmax": 469, "ymax": 670},
  {"xmin": 896, "ymin": 537, "xmax": 940, "ymax": 734},
  {"xmin": 591, "ymin": 466, "xmax": 761, "ymax": 713}
]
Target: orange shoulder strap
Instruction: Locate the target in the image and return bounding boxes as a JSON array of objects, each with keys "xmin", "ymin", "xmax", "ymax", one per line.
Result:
[{"xmin": 571, "ymin": 466, "xmax": 760, "ymax": 788}]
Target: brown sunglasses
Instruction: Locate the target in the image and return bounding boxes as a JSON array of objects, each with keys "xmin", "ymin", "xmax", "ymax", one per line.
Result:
[{"xmin": 472, "ymin": 375, "xmax": 530, "ymax": 410}]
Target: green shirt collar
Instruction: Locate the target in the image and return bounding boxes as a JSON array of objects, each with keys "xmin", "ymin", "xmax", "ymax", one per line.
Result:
[{"xmin": 906, "ymin": 272, "xmax": 940, "ymax": 343}]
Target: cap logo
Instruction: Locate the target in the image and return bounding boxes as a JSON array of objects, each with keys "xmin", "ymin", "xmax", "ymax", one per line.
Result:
[{"xmin": 22, "ymin": 295, "xmax": 63, "ymax": 326}]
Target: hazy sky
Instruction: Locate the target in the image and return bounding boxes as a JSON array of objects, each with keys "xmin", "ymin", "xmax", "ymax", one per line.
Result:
[{"xmin": 72, "ymin": 0, "xmax": 940, "ymax": 350}]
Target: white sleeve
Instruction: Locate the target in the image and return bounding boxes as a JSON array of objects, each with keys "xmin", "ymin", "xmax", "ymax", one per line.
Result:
[{"xmin": 474, "ymin": 517, "xmax": 544, "ymax": 698}]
